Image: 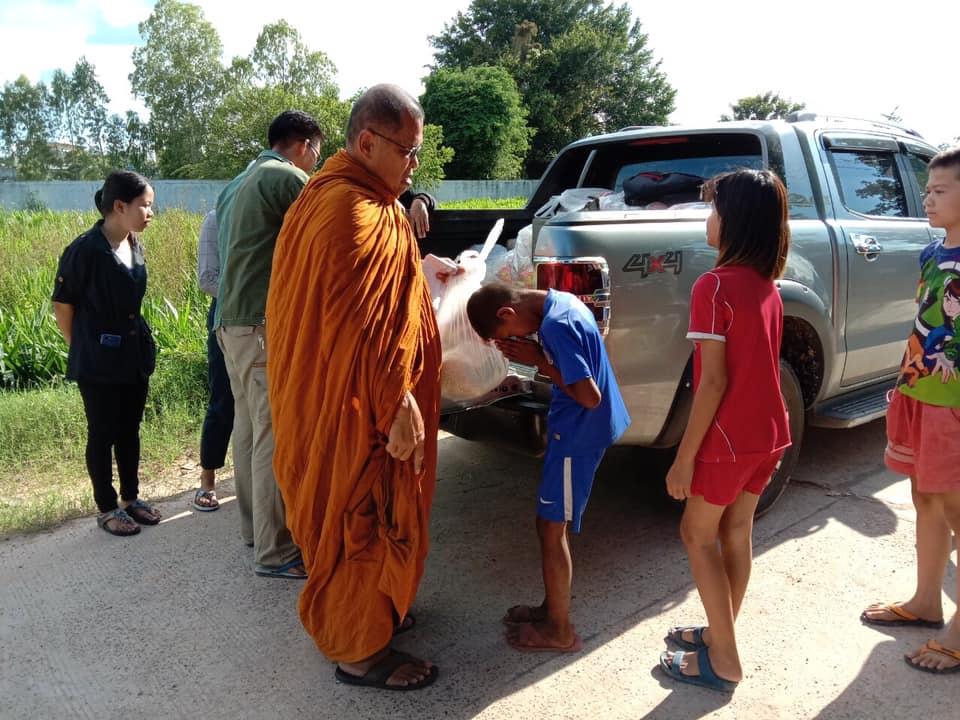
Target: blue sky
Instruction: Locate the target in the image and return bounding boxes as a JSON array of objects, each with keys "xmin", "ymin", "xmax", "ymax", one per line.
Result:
[{"xmin": 1, "ymin": 0, "xmax": 957, "ymax": 148}]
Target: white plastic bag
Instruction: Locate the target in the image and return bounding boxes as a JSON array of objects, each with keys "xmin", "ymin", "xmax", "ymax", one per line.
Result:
[{"xmin": 435, "ymin": 251, "xmax": 509, "ymax": 402}]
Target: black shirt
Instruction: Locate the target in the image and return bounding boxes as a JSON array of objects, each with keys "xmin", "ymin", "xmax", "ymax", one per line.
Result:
[{"xmin": 52, "ymin": 221, "xmax": 156, "ymax": 384}]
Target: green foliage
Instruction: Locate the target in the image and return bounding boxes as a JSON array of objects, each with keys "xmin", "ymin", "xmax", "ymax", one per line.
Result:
[
  {"xmin": 412, "ymin": 124, "xmax": 455, "ymax": 190},
  {"xmin": 422, "ymin": 65, "xmax": 531, "ymax": 179},
  {"xmin": 430, "ymin": 0, "xmax": 675, "ymax": 176},
  {"xmin": 187, "ymin": 86, "xmax": 350, "ymax": 179},
  {"xmin": 0, "ymin": 75, "xmax": 54, "ymax": 180},
  {"xmin": 130, "ymin": 0, "xmax": 226, "ymax": 177},
  {"xmin": 721, "ymin": 91, "xmax": 805, "ymax": 121},
  {"xmin": 249, "ymin": 20, "xmax": 339, "ymax": 95}
]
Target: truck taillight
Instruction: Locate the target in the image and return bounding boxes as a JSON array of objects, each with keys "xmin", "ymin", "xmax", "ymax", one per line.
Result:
[{"xmin": 535, "ymin": 258, "xmax": 611, "ymax": 335}]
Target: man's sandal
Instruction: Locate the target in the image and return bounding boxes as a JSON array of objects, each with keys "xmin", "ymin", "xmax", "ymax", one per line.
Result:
[
  {"xmin": 97, "ymin": 509, "xmax": 140, "ymax": 536},
  {"xmin": 192, "ymin": 488, "xmax": 219, "ymax": 512}
]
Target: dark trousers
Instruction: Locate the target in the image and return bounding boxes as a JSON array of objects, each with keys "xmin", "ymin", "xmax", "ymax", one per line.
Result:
[
  {"xmin": 78, "ymin": 380, "xmax": 149, "ymax": 514},
  {"xmin": 200, "ymin": 299, "xmax": 234, "ymax": 470}
]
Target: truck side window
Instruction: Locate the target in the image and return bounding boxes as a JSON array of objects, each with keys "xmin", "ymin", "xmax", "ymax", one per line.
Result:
[
  {"xmin": 830, "ymin": 150, "xmax": 908, "ymax": 218},
  {"xmin": 906, "ymin": 153, "xmax": 932, "ymax": 216}
]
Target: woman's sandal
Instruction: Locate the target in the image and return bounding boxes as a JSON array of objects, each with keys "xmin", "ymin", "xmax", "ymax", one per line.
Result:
[
  {"xmin": 192, "ymin": 488, "xmax": 219, "ymax": 512},
  {"xmin": 97, "ymin": 508, "xmax": 140, "ymax": 536},
  {"xmin": 123, "ymin": 499, "xmax": 161, "ymax": 525}
]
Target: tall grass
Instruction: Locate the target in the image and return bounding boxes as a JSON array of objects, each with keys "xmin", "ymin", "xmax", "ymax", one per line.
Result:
[
  {"xmin": 0, "ymin": 209, "xmax": 205, "ymax": 388},
  {"xmin": 0, "ymin": 208, "xmax": 209, "ymax": 535}
]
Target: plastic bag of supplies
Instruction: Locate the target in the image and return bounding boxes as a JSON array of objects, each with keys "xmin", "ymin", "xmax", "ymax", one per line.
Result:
[{"xmin": 435, "ymin": 222, "xmax": 509, "ymax": 403}]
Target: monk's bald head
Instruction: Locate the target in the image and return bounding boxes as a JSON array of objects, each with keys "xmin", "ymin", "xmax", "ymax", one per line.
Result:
[{"xmin": 346, "ymin": 84, "xmax": 424, "ymax": 147}]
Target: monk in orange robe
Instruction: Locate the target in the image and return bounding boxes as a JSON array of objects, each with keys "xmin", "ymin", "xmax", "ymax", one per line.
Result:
[{"xmin": 267, "ymin": 85, "xmax": 442, "ymax": 690}]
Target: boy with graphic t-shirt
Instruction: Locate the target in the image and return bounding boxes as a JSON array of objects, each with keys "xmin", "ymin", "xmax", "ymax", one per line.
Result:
[
  {"xmin": 467, "ymin": 283, "xmax": 630, "ymax": 653},
  {"xmin": 861, "ymin": 146, "xmax": 960, "ymax": 674}
]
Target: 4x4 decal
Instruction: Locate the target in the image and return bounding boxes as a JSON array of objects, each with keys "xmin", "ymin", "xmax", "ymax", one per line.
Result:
[{"xmin": 623, "ymin": 250, "xmax": 683, "ymax": 277}]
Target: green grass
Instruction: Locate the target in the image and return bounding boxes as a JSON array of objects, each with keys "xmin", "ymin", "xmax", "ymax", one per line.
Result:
[{"xmin": 441, "ymin": 196, "xmax": 528, "ymax": 210}]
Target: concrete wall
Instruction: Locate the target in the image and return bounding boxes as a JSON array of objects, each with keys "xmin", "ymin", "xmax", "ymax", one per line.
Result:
[{"xmin": 0, "ymin": 179, "xmax": 540, "ymax": 213}]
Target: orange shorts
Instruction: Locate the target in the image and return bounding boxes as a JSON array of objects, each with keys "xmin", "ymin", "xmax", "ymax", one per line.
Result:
[
  {"xmin": 691, "ymin": 451, "xmax": 784, "ymax": 506},
  {"xmin": 885, "ymin": 390, "xmax": 960, "ymax": 494}
]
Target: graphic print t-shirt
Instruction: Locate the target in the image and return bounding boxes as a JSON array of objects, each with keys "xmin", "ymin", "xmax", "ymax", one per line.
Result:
[
  {"xmin": 895, "ymin": 240, "xmax": 960, "ymax": 408},
  {"xmin": 687, "ymin": 266, "xmax": 790, "ymax": 462}
]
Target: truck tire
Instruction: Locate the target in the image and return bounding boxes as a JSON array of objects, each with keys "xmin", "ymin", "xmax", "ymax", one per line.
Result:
[{"xmin": 755, "ymin": 360, "xmax": 805, "ymax": 516}]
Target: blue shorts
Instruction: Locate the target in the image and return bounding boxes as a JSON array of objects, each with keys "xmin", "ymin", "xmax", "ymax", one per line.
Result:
[{"xmin": 537, "ymin": 444, "xmax": 605, "ymax": 533}]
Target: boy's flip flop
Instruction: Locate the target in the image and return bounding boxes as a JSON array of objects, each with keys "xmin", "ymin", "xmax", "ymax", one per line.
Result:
[
  {"xmin": 904, "ymin": 640, "xmax": 960, "ymax": 674},
  {"xmin": 860, "ymin": 602, "xmax": 944, "ymax": 628}
]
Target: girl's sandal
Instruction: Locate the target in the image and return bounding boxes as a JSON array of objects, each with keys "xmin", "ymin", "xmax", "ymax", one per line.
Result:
[
  {"xmin": 192, "ymin": 489, "xmax": 219, "ymax": 512},
  {"xmin": 97, "ymin": 509, "xmax": 140, "ymax": 536},
  {"xmin": 123, "ymin": 499, "xmax": 161, "ymax": 525}
]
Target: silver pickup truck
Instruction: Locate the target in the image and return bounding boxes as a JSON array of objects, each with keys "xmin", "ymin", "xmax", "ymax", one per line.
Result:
[{"xmin": 441, "ymin": 113, "xmax": 944, "ymax": 513}]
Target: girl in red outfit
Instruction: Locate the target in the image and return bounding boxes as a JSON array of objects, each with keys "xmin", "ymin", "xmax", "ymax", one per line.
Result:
[{"xmin": 659, "ymin": 169, "xmax": 792, "ymax": 693}]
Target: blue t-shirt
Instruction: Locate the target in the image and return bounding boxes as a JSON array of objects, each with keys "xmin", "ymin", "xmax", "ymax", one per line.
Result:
[{"xmin": 538, "ymin": 289, "xmax": 631, "ymax": 453}]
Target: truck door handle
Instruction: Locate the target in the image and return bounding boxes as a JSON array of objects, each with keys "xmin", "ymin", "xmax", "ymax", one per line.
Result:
[{"xmin": 851, "ymin": 233, "xmax": 883, "ymax": 262}]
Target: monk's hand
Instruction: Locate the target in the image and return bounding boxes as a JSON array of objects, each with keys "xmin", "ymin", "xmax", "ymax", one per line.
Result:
[
  {"xmin": 494, "ymin": 337, "xmax": 544, "ymax": 367},
  {"xmin": 408, "ymin": 198, "xmax": 430, "ymax": 239},
  {"xmin": 387, "ymin": 391, "xmax": 426, "ymax": 474}
]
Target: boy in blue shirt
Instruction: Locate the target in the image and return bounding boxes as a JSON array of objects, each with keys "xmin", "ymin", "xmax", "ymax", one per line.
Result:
[{"xmin": 467, "ymin": 282, "xmax": 631, "ymax": 652}]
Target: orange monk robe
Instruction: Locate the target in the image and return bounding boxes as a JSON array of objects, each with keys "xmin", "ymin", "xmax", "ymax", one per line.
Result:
[{"xmin": 266, "ymin": 149, "xmax": 442, "ymax": 663}]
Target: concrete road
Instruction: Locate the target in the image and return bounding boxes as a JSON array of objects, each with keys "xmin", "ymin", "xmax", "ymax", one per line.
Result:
[{"xmin": 1, "ymin": 421, "xmax": 956, "ymax": 719}]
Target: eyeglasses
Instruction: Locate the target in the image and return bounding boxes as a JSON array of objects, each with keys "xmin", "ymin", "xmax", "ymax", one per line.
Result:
[{"xmin": 366, "ymin": 127, "xmax": 421, "ymax": 160}]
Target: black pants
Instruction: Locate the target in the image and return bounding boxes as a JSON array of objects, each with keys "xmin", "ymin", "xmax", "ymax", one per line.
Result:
[
  {"xmin": 78, "ymin": 380, "xmax": 149, "ymax": 514},
  {"xmin": 200, "ymin": 299, "xmax": 234, "ymax": 470}
]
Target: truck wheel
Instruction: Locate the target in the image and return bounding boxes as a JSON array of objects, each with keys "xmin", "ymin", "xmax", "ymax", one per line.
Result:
[{"xmin": 755, "ymin": 360, "xmax": 805, "ymax": 516}]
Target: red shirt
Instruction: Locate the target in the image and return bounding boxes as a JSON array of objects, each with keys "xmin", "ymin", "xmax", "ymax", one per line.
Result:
[{"xmin": 687, "ymin": 266, "xmax": 791, "ymax": 462}]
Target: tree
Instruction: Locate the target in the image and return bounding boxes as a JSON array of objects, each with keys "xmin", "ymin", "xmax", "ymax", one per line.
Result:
[
  {"xmin": 430, "ymin": 0, "xmax": 675, "ymax": 176},
  {"xmin": 249, "ymin": 20, "xmax": 338, "ymax": 96},
  {"xmin": 46, "ymin": 58, "xmax": 110, "ymax": 179},
  {"xmin": 721, "ymin": 91, "xmax": 804, "ymax": 121},
  {"xmin": 421, "ymin": 65, "xmax": 530, "ymax": 179},
  {"xmin": 412, "ymin": 124, "xmax": 455, "ymax": 190},
  {"xmin": 189, "ymin": 86, "xmax": 350, "ymax": 179},
  {"xmin": 0, "ymin": 76, "xmax": 53, "ymax": 179},
  {"xmin": 130, "ymin": 0, "xmax": 225, "ymax": 176},
  {"xmin": 187, "ymin": 21, "xmax": 349, "ymax": 179},
  {"xmin": 103, "ymin": 111, "xmax": 156, "ymax": 176}
]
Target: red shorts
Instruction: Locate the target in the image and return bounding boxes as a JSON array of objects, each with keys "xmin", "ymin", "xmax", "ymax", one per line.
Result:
[
  {"xmin": 885, "ymin": 390, "xmax": 960, "ymax": 494},
  {"xmin": 691, "ymin": 451, "xmax": 784, "ymax": 506}
]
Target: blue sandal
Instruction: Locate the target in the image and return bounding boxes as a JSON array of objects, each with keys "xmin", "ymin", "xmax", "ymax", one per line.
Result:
[
  {"xmin": 254, "ymin": 558, "xmax": 307, "ymax": 579},
  {"xmin": 659, "ymin": 647, "xmax": 738, "ymax": 693},
  {"xmin": 666, "ymin": 625, "xmax": 708, "ymax": 651}
]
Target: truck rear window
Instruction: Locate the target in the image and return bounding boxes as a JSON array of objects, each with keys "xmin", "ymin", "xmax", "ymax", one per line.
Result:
[{"xmin": 582, "ymin": 133, "xmax": 764, "ymax": 193}]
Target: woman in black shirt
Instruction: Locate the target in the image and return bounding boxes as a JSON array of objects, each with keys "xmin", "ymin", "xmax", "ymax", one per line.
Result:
[{"xmin": 52, "ymin": 170, "xmax": 161, "ymax": 536}]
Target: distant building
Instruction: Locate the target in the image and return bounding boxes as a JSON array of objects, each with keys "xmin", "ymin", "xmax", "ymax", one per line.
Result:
[{"xmin": 0, "ymin": 167, "xmax": 15, "ymax": 181}]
